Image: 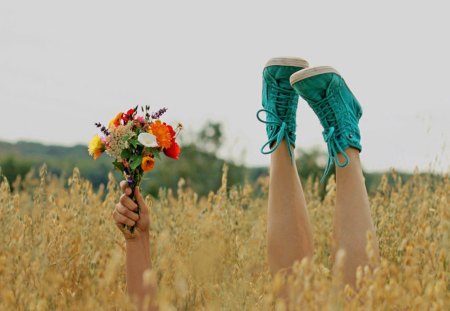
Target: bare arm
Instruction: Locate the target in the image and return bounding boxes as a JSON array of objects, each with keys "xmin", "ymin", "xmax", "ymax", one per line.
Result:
[{"xmin": 113, "ymin": 182, "xmax": 158, "ymax": 311}]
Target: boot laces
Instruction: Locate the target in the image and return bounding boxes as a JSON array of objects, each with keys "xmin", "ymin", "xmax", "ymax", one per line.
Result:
[
  {"xmin": 308, "ymin": 82, "xmax": 353, "ymax": 182},
  {"xmin": 257, "ymin": 80, "xmax": 297, "ymax": 161}
]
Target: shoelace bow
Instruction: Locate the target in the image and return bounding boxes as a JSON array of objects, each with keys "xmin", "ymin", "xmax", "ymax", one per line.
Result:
[
  {"xmin": 310, "ymin": 88, "xmax": 350, "ymax": 182},
  {"xmin": 322, "ymin": 126, "xmax": 349, "ymax": 182},
  {"xmin": 257, "ymin": 82, "xmax": 297, "ymax": 161}
]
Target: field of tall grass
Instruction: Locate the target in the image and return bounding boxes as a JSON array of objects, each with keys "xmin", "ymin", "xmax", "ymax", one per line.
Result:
[{"xmin": 0, "ymin": 165, "xmax": 448, "ymax": 310}]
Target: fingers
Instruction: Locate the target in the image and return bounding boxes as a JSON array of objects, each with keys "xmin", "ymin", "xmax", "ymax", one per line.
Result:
[
  {"xmin": 113, "ymin": 208, "xmax": 136, "ymax": 227},
  {"xmin": 120, "ymin": 193, "xmax": 138, "ymax": 212},
  {"xmin": 116, "ymin": 203, "xmax": 139, "ymax": 222},
  {"xmin": 114, "ymin": 190, "xmax": 140, "ymax": 227},
  {"xmin": 120, "ymin": 180, "xmax": 132, "ymax": 195}
]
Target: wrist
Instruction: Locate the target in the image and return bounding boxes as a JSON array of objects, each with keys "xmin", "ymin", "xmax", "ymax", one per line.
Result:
[{"xmin": 125, "ymin": 230, "xmax": 150, "ymax": 243}]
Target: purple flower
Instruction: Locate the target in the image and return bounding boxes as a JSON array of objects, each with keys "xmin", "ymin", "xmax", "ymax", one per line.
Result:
[
  {"xmin": 151, "ymin": 107, "xmax": 168, "ymax": 119},
  {"xmin": 94, "ymin": 122, "xmax": 110, "ymax": 135}
]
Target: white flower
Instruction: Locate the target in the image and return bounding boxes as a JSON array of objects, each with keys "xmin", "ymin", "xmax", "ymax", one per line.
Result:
[{"xmin": 138, "ymin": 132, "xmax": 158, "ymax": 147}]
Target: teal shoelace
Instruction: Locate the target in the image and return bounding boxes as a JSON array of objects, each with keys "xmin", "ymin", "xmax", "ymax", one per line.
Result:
[
  {"xmin": 256, "ymin": 81, "xmax": 297, "ymax": 161},
  {"xmin": 322, "ymin": 126, "xmax": 349, "ymax": 182},
  {"xmin": 306, "ymin": 82, "xmax": 352, "ymax": 182}
]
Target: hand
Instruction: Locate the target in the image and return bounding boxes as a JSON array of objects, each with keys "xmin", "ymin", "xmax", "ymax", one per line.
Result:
[{"xmin": 112, "ymin": 181, "xmax": 150, "ymax": 240}]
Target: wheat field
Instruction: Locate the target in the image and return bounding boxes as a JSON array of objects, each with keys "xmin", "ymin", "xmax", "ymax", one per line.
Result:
[{"xmin": 0, "ymin": 165, "xmax": 448, "ymax": 310}]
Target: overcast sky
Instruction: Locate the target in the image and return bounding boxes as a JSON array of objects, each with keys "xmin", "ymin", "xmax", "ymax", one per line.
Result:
[{"xmin": 0, "ymin": 0, "xmax": 448, "ymax": 173}]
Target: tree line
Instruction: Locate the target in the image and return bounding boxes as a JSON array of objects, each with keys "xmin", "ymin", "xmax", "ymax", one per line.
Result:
[{"xmin": 0, "ymin": 122, "xmax": 412, "ymax": 197}]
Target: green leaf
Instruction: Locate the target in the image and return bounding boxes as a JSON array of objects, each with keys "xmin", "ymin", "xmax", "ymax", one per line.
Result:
[
  {"xmin": 121, "ymin": 149, "xmax": 130, "ymax": 159},
  {"xmin": 130, "ymin": 154, "xmax": 140, "ymax": 163},
  {"xmin": 130, "ymin": 155, "xmax": 143, "ymax": 170},
  {"xmin": 112, "ymin": 161, "xmax": 124, "ymax": 171},
  {"xmin": 130, "ymin": 138, "xmax": 139, "ymax": 148},
  {"xmin": 142, "ymin": 147, "xmax": 152, "ymax": 155}
]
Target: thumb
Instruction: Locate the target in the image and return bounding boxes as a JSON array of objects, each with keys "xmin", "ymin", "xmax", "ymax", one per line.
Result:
[{"xmin": 134, "ymin": 187, "xmax": 148, "ymax": 214}]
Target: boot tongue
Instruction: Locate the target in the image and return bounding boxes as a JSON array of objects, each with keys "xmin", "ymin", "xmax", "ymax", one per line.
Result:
[{"xmin": 294, "ymin": 73, "xmax": 338, "ymax": 102}]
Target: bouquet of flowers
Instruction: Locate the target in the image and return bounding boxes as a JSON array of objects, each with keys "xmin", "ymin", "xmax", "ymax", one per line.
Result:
[{"xmin": 88, "ymin": 105, "xmax": 182, "ymax": 232}]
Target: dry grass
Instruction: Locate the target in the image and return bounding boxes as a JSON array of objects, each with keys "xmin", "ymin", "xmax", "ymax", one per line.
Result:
[{"xmin": 0, "ymin": 165, "xmax": 448, "ymax": 310}]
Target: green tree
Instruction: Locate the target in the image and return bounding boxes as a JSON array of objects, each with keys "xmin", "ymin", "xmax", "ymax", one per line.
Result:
[
  {"xmin": 197, "ymin": 121, "xmax": 224, "ymax": 155},
  {"xmin": 0, "ymin": 156, "xmax": 32, "ymax": 185}
]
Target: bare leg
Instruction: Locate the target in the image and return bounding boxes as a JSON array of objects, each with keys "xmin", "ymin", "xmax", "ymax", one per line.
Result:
[
  {"xmin": 333, "ymin": 148, "xmax": 379, "ymax": 286},
  {"xmin": 267, "ymin": 141, "xmax": 314, "ymax": 275}
]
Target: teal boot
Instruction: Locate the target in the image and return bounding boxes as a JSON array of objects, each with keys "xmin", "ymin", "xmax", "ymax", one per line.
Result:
[
  {"xmin": 290, "ymin": 66, "xmax": 363, "ymax": 181},
  {"xmin": 256, "ymin": 57, "xmax": 309, "ymax": 160}
]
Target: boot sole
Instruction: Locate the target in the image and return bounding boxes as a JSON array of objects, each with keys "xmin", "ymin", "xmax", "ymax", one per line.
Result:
[
  {"xmin": 290, "ymin": 66, "xmax": 340, "ymax": 85},
  {"xmin": 265, "ymin": 57, "xmax": 309, "ymax": 69}
]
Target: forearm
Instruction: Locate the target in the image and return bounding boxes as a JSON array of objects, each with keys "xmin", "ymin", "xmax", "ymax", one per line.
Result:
[{"xmin": 125, "ymin": 233, "xmax": 156, "ymax": 310}]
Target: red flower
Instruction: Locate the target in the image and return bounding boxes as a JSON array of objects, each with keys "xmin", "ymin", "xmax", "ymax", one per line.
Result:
[
  {"xmin": 122, "ymin": 108, "xmax": 136, "ymax": 123},
  {"xmin": 167, "ymin": 124, "xmax": 176, "ymax": 141},
  {"xmin": 162, "ymin": 124, "xmax": 180, "ymax": 159},
  {"xmin": 164, "ymin": 142, "xmax": 181, "ymax": 159}
]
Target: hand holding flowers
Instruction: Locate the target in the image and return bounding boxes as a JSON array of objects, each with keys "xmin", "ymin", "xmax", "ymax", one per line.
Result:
[
  {"xmin": 88, "ymin": 105, "xmax": 182, "ymax": 234},
  {"xmin": 113, "ymin": 181, "xmax": 150, "ymax": 240}
]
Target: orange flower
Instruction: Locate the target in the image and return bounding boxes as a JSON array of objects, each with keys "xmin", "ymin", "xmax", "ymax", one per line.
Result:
[
  {"xmin": 141, "ymin": 156, "xmax": 155, "ymax": 172},
  {"xmin": 149, "ymin": 120, "xmax": 173, "ymax": 149},
  {"xmin": 108, "ymin": 112, "xmax": 123, "ymax": 128}
]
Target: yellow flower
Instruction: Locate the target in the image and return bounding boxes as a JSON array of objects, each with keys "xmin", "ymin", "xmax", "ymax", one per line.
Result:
[
  {"xmin": 108, "ymin": 112, "xmax": 123, "ymax": 128},
  {"xmin": 88, "ymin": 135, "xmax": 105, "ymax": 160},
  {"xmin": 141, "ymin": 156, "xmax": 155, "ymax": 172},
  {"xmin": 149, "ymin": 120, "xmax": 173, "ymax": 149}
]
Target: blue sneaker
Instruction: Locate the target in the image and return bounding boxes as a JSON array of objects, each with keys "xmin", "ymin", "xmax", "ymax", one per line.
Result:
[
  {"xmin": 290, "ymin": 66, "xmax": 363, "ymax": 181},
  {"xmin": 257, "ymin": 57, "xmax": 309, "ymax": 160}
]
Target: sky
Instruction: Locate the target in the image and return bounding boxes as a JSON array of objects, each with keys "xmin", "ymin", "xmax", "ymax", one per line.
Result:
[{"xmin": 0, "ymin": 0, "xmax": 449, "ymax": 173}]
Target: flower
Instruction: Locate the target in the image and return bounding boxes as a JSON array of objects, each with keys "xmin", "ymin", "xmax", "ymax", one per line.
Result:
[
  {"xmin": 141, "ymin": 156, "xmax": 155, "ymax": 172},
  {"xmin": 90, "ymin": 105, "xmax": 181, "ymax": 194},
  {"xmin": 108, "ymin": 112, "xmax": 123, "ymax": 128},
  {"xmin": 149, "ymin": 120, "xmax": 173, "ymax": 149},
  {"xmin": 167, "ymin": 124, "xmax": 176, "ymax": 140},
  {"xmin": 162, "ymin": 123, "xmax": 180, "ymax": 159},
  {"xmin": 151, "ymin": 107, "xmax": 168, "ymax": 119},
  {"xmin": 164, "ymin": 142, "xmax": 181, "ymax": 160},
  {"xmin": 175, "ymin": 122, "xmax": 184, "ymax": 134},
  {"xmin": 138, "ymin": 132, "xmax": 158, "ymax": 147},
  {"xmin": 105, "ymin": 123, "xmax": 136, "ymax": 160},
  {"xmin": 122, "ymin": 108, "xmax": 136, "ymax": 123},
  {"xmin": 135, "ymin": 116, "xmax": 145, "ymax": 123},
  {"xmin": 88, "ymin": 135, "xmax": 105, "ymax": 159}
]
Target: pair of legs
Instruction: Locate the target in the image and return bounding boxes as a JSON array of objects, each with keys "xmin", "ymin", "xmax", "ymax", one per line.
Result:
[
  {"xmin": 258, "ymin": 58, "xmax": 379, "ymax": 286},
  {"xmin": 267, "ymin": 140, "xmax": 378, "ymax": 286}
]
